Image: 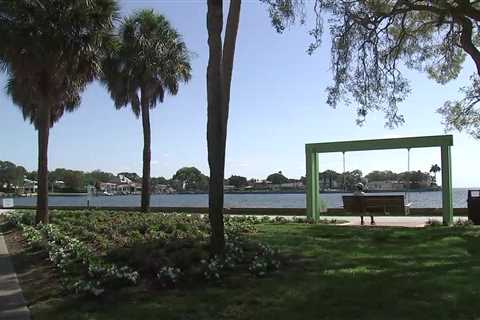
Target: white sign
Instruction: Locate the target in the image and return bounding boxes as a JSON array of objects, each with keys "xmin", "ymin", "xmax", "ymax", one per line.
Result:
[{"xmin": 2, "ymin": 198, "xmax": 14, "ymax": 208}]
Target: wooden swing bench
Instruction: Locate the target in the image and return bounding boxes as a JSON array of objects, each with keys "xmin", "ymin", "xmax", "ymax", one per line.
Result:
[{"xmin": 342, "ymin": 195, "xmax": 411, "ymax": 216}]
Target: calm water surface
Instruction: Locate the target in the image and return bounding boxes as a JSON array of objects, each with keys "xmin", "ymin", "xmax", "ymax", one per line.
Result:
[{"xmin": 4, "ymin": 188, "xmax": 476, "ymax": 208}]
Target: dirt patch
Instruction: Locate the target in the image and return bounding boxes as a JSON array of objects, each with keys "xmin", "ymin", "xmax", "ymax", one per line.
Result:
[{"xmin": 4, "ymin": 229, "xmax": 64, "ymax": 309}]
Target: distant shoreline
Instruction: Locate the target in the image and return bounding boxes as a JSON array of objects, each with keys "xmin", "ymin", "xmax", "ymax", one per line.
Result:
[{"xmin": 1, "ymin": 187, "xmax": 460, "ymax": 198}]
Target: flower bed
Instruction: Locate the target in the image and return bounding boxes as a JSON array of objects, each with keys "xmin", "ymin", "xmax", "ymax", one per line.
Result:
[
  {"xmin": 8, "ymin": 210, "xmax": 288, "ymax": 296},
  {"xmin": 10, "ymin": 215, "xmax": 139, "ymax": 296}
]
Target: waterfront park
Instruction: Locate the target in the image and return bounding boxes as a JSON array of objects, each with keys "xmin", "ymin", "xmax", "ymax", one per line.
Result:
[{"xmin": 2, "ymin": 1, "xmax": 480, "ymax": 319}]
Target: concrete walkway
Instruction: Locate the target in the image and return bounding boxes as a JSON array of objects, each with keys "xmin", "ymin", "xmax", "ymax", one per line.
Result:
[
  {"xmin": 233, "ymin": 214, "xmax": 467, "ymax": 227},
  {"xmin": 324, "ymin": 215, "xmax": 467, "ymax": 227},
  {"xmin": 0, "ymin": 210, "xmax": 31, "ymax": 320}
]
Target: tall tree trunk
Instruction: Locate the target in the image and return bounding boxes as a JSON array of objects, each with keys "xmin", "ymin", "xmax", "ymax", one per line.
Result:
[
  {"xmin": 141, "ymin": 94, "xmax": 151, "ymax": 212},
  {"xmin": 36, "ymin": 105, "xmax": 50, "ymax": 224},
  {"xmin": 206, "ymin": 0, "xmax": 241, "ymax": 254},
  {"xmin": 207, "ymin": 0, "xmax": 225, "ymax": 254}
]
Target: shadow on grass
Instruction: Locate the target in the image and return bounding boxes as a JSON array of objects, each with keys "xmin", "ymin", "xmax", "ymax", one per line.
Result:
[
  {"xmin": 8, "ymin": 223, "xmax": 480, "ymax": 320},
  {"xmin": 247, "ymin": 224, "xmax": 480, "ymax": 320}
]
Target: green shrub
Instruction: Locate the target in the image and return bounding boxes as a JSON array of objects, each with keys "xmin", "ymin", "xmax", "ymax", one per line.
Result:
[
  {"xmin": 248, "ymin": 243, "xmax": 281, "ymax": 277},
  {"xmin": 272, "ymin": 216, "xmax": 288, "ymax": 224},
  {"xmin": 425, "ymin": 219, "xmax": 443, "ymax": 227},
  {"xmin": 8, "ymin": 210, "xmax": 35, "ymax": 227},
  {"xmin": 201, "ymin": 256, "xmax": 224, "ymax": 281},
  {"xmin": 156, "ymin": 266, "xmax": 182, "ymax": 288},
  {"xmin": 22, "ymin": 225, "xmax": 44, "ymax": 249},
  {"xmin": 454, "ymin": 219, "xmax": 474, "ymax": 227},
  {"xmin": 260, "ymin": 216, "xmax": 272, "ymax": 223}
]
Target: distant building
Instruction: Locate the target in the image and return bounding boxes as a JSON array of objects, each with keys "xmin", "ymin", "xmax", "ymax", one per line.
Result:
[
  {"xmin": 21, "ymin": 178, "xmax": 37, "ymax": 194},
  {"xmin": 367, "ymin": 180, "xmax": 404, "ymax": 191},
  {"xmin": 118, "ymin": 174, "xmax": 132, "ymax": 184},
  {"xmin": 10, "ymin": 178, "xmax": 38, "ymax": 194},
  {"xmin": 279, "ymin": 181, "xmax": 304, "ymax": 190},
  {"xmin": 97, "ymin": 174, "xmax": 143, "ymax": 195},
  {"xmin": 54, "ymin": 180, "xmax": 65, "ymax": 190},
  {"xmin": 319, "ymin": 178, "xmax": 341, "ymax": 190},
  {"xmin": 98, "ymin": 182, "xmax": 118, "ymax": 193},
  {"xmin": 224, "ymin": 185, "xmax": 236, "ymax": 191},
  {"xmin": 116, "ymin": 184, "xmax": 131, "ymax": 194},
  {"xmin": 252, "ymin": 180, "xmax": 272, "ymax": 190}
]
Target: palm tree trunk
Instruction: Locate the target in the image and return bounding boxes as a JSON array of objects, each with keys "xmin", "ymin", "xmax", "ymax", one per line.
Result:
[
  {"xmin": 36, "ymin": 105, "xmax": 50, "ymax": 224},
  {"xmin": 206, "ymin": 0, "xmax": 241, "ymax": 254},
  {"xmin": 141, "ymin": 96, "xmax": 151, "ymax": 212}
]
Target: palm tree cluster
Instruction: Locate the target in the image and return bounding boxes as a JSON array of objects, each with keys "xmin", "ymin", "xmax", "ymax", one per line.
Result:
[{"xmin": 0, "ymin": 1, "xmax": 191, "ymax": 223}]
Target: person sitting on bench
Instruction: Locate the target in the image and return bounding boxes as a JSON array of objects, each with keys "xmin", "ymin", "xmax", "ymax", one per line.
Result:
[{"xmin": 353, "ymin": 183, "xmax": 375, "ymax": 225}]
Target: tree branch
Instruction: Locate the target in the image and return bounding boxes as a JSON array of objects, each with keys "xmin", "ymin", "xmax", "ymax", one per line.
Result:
[
  {"xmin": 457, "ymin": 16, "xmax": 480, "ymax": 76},
  {"xmin": 221, "ymin": 0, "xmax": 241, "ymax": 124}
]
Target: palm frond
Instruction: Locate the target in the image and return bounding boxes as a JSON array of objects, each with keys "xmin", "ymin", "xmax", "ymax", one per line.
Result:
[
  {"xmin": 1, "ymin": 0, "xmax": 118, "ymax": 128},
  {"xmin": 100, "ymin": 9, "xmax": 192, "ymax": 116}
]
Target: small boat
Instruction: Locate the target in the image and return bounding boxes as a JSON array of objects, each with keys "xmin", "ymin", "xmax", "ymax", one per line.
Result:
[{"xmin": 103, "ymin": 191, "xmax": 114, "ymax": 196}]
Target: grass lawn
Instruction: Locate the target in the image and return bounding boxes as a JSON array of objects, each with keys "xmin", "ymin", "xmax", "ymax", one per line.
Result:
[{"xmin": 3, "ymin": 211, "xmax": 480, "ymax": 320}]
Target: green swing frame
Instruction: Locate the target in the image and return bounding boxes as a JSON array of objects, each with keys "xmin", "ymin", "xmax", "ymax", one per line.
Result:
[{"xmin": 305, "ymin": 135, "xmax": 454, "ymax": 225}]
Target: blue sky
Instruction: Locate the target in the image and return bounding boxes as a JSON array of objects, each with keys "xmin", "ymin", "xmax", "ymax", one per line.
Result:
[{"xmin": 1, "ymin": 0, "xmax": 479, "ymax": 187}]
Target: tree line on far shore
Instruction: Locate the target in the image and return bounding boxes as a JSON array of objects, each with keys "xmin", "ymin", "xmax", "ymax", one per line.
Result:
[
  {"xmin": 0, "ymin": 161, "xmax": 296, "ymax": 193},
  {"xmin": 1, "ymin": 160, "xmax": 439, "ymax": 194},
  {"xmin": 0, "ymin": 160, "xmax": 208, "ymax": 193},
  {"xmin": 319, "ymin": 168, "xmax": 439, "ymax": 191}
]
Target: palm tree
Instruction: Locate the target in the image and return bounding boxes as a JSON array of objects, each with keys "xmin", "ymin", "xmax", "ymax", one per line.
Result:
[
  {"xmin": 429, "ymin": 164, "xmax": 441, "ymax": 185},
  {"xmin": 101, "ymin": 10, "xmax": 191, "ymax": 212},
  {"xmin": 0, "ymin": 0, "xmax": 118, "ymax": 224}
]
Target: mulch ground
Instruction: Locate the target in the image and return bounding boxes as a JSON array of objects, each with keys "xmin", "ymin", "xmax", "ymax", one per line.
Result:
[{"xmin": 3, "ymin": 229, "xmax": 64, "ymax": 308}]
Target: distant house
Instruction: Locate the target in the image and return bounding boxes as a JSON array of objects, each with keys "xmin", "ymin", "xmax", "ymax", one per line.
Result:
[
  {"xmin": 367, "ymin": 180, "xmax": 404, "ymax": 191},
  {"xmin": 115, "ymin": 182, "xmax": 142, "ymax": 194},
  {"xmin": 224, "ymin": 185, "xmax": 236, "ymax": 192},
  {"xmin": 252, "ymin": 180, "xmax": 272, "ymax": 190},
  {"xmin": 131, "ymin": 183, "xmax": 142, "ymax": 193},
  {"xmin": 17, "ymin": 178, "xmax": 37, "ymax": 194},
  {"xmin": 280, "ymin": 181, "xmax": 304, "ymax": 190},
  {"xmin": 54, "ymin": 180, "xmax": 65, "ymax": 190},
  {"xmin": 118, "ymin": 174, "xmax": 132, "ymax": 184},
  {"xmin": 98, "ymin": 175, "xmax": 142, "ymax": 195},
  {"xmin": 116, "ymin": 184, "xmax": 131, "ymax": 194},
  {"xmin": 98, "ymin": 182, "xmax": 118, "ymax": 193},
  {"xmin": 319, "ymin": 178, "xmax": 340, "ymax": 190}
]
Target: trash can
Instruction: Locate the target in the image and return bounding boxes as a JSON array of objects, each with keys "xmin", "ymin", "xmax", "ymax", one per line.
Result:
[{"xmin": 467, "ymin": 190, "xmax": 480, "ymax": 224}]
